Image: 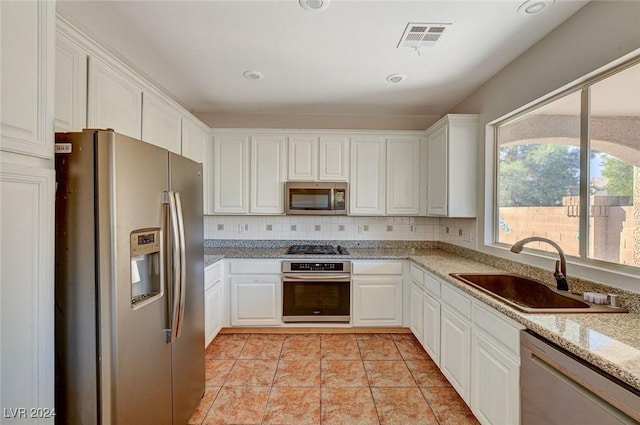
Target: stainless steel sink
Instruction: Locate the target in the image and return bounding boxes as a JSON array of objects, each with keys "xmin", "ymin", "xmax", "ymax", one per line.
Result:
[{"xmin": 450, "ymin": 273, "xmax": 626, "ymax": 313}]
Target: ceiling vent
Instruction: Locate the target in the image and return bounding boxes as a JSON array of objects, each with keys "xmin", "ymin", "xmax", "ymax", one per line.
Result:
[{"xmin": 397, "ymin": 23, "xmax": 451, "ymax": 49}]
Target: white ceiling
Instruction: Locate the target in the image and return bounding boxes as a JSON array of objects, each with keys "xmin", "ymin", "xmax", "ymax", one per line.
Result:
[{"xmin": 57, "ymin": 0, "xmax": 589, "ymax": 117}]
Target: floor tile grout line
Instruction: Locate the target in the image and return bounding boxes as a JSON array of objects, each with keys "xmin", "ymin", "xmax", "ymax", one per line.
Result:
[
  {"xmin": 200, "ymin": 336, "xmax": 247, "ymax": 424},
  {"xmin": 259, "ymin": 333, "xmax": 285, "ymax": 425},
  {"xmin": 392, "ymin": 336, "xmax": 444, "ymax": 425}
]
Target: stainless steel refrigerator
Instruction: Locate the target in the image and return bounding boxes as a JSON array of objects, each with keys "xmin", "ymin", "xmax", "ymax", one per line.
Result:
[{"xmin": 54, "ymin": 129, "xmax": 205, "ymax": 425}]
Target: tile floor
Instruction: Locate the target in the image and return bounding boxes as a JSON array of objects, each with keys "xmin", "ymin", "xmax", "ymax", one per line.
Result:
[{"xmin": 189, "ymin": 332, "xmax": 480, "ymax": 425}]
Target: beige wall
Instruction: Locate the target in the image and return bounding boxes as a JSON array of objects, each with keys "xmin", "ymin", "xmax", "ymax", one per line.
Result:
[
  {"xmin": 195, "ymin": 111, "xmax": 440, "ymax": 131},
  {"xmin": 448, "ymin": 1, "xmax": 640, "ymax": 290}
]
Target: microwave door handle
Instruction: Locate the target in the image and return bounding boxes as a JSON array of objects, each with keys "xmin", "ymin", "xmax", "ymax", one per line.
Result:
[
  {"xmin": 174, "ymin": 192, "xmax": 187, "ymax": 339},
  {"xmin": 164, "ymin": 191, "xmax": 181, "ymax": 343},
  {"xmin": 330, "ymin": 189, "xmax": 335, "ymax": 211}
]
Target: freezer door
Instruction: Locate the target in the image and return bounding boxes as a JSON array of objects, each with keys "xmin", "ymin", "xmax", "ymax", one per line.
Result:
[
  {"xmin": 169, "ymin": 153, "xmax": 205, "ymax": 425},
  {"xmin": 100, "ymin": 131, "xmax": 173, "ymax": 425}
]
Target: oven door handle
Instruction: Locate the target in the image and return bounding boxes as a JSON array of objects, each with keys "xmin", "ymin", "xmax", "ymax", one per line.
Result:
[{"xmin": 282, "ymin": 274, "xmax": 351, "ymax": 282}]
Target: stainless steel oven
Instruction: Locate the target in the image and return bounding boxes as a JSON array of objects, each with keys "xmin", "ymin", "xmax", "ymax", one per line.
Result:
[
  {"xmin": 285, "ymin": 182, "xmax": 348, "ymax": 215},
  {"xmin": 282, "ymin": 261, "xmax": 351, "ymax": 323}
]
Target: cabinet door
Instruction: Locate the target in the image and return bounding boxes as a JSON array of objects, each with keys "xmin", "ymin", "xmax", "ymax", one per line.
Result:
[
  {"xmin": 205, "ymin": 283, "xmax": 223, "ymax": 347},
  {"xmin": 1, "ymin": 0, "xmax": 54, "ymax": 158},
  {"xmin": 409, "ymin": 282, "xmax": 423, "ymax": 342},
  {"xmin": 350, "ymin": 138, "xmax": 385, "ymax": 215},
  {"xmin": 182, "ymin": 116, "xmax": 208, "ymax": 164},
  {"xmin": 288, "ymin": 136, "xmax": 318, "ymax": 180},
  {"xmin": 319, "ymin": 137, "xmax": 349, "ymax": 181},
  {"xmin": 230, "ymin": 277, "xmax": 282, "ymax": 326},
  {"xmin": 440, "ymin": 305, "xmax": 471, "ymax": 403},
  {"xmin": 422, "ymin": 292, "xmax": 441, "ymax": 366},
  {"xmin": 426, "ymin": 125, "xmax": 448, "ymax": 216},
  {"xmin": 88, "ymin": 57, "xmax": 142, "ymax": 139},
  {"xmin": 251, "ymin": 136, "xmax": 286, "ymax": 214},
  {"xmin": 141, "ymin": 92, "xmax": 182, "ymax": 154},
  {"xmin": 471, "ymin": 332, "xmax": 520, "ymax": 425},
  {"xmin": 55, "ymin": 32, "xmax": 87, "ymax": 132},
  {"xmin": 1, "ymin": 164, "xmax": 55, "ymax": 421},
  {"xmin": 386, "ymin": 137, "xmax": 420, "ymax": 215},
  {"xmin": 213, "ymin": 136, "xmax": 249, "ymax": 214},
  {"xmin": 352, "ymin": 276, "xmax": 402, "ymax": 326}
]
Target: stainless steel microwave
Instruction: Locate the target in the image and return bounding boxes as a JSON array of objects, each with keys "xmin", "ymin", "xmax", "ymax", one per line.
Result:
[{"xmin": 285, "ymin": 182, "xmax": 348, "ymax": 215}]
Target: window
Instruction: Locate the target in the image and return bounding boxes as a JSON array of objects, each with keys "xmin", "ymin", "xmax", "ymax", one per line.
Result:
[{"xmin": 495, "ymin": 60, "xmax": 640, "ymax": 269}]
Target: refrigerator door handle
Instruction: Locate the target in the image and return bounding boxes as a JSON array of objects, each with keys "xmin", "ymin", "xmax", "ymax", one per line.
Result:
[
  {"xmin": 174, "ymin": 191, "xmax": 187, "ymax": 339},
  {"xmin": 164, "ymin": 191, "xmax": 182, "ymax": 343}
]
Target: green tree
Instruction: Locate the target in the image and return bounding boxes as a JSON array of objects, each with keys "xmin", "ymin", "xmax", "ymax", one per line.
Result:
[
  {"xmin": 601, "ymin": 154, "xmax": 634, "ymax": 203},
  {"xmin": 499, "ymin": 144, "xmax": 581, "ymax": 207}
]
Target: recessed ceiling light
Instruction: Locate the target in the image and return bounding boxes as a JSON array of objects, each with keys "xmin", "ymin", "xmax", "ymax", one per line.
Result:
[
  {"xmin": 518, "ymin": 0, "xmax": 554, "ymax": 15},
  {"xmin": 243, "ymin": 70, "xmax": 264, "ymax": 80},
  {"xmin": 299, "ymin": 0, "xmax": 330, "ymax": 12},
  {"xmin": 386, "ymin": 73, "xmax": 407, "ymax": 83}
]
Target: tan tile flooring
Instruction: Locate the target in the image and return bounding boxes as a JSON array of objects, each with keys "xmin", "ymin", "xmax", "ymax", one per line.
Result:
[{"xmin": 189, "ymin": 332, "xmax": 480, "ymax": 425}]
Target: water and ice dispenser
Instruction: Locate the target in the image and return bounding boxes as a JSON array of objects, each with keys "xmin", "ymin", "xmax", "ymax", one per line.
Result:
[{"xmin": 130, "ymin": 229, "xmax": 162, "ymax": 308}]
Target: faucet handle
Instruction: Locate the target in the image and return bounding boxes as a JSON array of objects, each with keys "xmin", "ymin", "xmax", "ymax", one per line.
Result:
[{"xmin": 554, "ymin": 260, "xmax": 561, "ymax": 275}]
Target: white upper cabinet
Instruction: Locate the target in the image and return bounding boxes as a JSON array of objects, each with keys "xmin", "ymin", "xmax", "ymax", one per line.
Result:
[
  {"xmin": 88, "ymin": 57, "xmax": 142, "ymax": 140},
  {"xmin": 426, "ymin": 114, "xmax": 478, "ymax": 217},
  {"xmin": 181, "ymin": 116, "xmax": 209, "ymax": 164},
  {"xmin": 55, "ymin": 32, "xmax": 87, "ymax": 132},
  {"xmin": 386, "ymin": 137, "xmax": 421, "ymax": 215},
  {"xmin": 1, "ymin": 0, "xmax": 54, "ymax": 158},
  {"xmin": 251, "ymin": 136, "xmax": 287, "ymax": 214},
  {"xmin": 350, "ymin": 138, "xmax": 386, "ymax": 215},
  {"xmin": 288, "ymin": 136, "xmax": 318, "ymax": 180},
  {"xmin": 288, "ymin": 135, "xmax": 350, "ymax": 181},
  {"xmin": 213, "ymin": 135, "xmax": 249, "ymax": 214},
  {"xmin": 141, "ymin": 91, "xmax": 182, "ymax": 154},
  {"xmin": 319, "ymin": 137, "xmax": 349, "ymax": 181}
]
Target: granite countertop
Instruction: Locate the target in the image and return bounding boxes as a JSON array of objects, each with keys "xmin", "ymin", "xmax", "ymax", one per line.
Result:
[
  {"xmin": 203, "ymin": 246, "xmax": 640, "ymax": 391},
  {"xmin": 410, "ymin": 251, "xmax": 640, "ymax": 393}
]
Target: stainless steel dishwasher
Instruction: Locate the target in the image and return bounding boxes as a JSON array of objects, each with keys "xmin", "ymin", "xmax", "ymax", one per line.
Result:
[{"xmin": 521, "ymin": 330, "xmax": 640, "ymax": 425}]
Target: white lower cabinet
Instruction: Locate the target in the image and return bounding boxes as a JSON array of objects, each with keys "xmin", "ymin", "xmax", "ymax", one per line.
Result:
[
  {"xmin": 422, "ymin": 292, "xmax": 441, "ymax": 366},
  {"xmin": 227, "ymin": 260, "xmax": 282, "ymax": 326},
  {"xmin": 410, "ymin": 265, "xmax": 441, "ymax": 365},
  {"xmin": 204, "ymin": 262, "xmax": 223, "ymax": 346},
  {"xmin": 417, "ymin": 267, "xmax": 523, "ymax": 425},
  {"xmin": 471, "ymin": 331, "xmax": 520, "ymax": 425},
  {"xmin": 409, "ymin": 282, "xmax": 424, "ymax": 341},
  {"xmin": 352, "ymin": 276, "xmax": 403, "ymax": 326},
  {"xmin": 440, "ymin": 303, "xmax": 472, "ymax": 403},
  {"xmin": 352, "ymin": 261, "xmax": 403, "ymax": 326},
  {"xmin": 230, "ymin": 277, "xmax": 281, "ymax": 325},
  {"xmin": 471, "ymin": 302, "xmax": 524, "ymax": 425}
]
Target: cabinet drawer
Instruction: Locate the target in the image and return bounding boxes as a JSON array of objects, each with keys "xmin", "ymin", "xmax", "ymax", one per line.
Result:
[
  {"xmin": 352, "ymin": 261, "xmax": 403, "ymax": 275},
  {"xmin": 410, "ymin": 264, "xmax": 424, "ymax": 286},
  {"xmin": 228, "ymin": 260, "xmax": 281, "ymax": 275},
  {"xmin": 423, "ymin": 272, "xmax": 441, "ymax": 298},
  {"xmin": 472, "ymin": 302, "xmax": 523, "ymax": 360},
  {"xmin": 205, "ymin": 261, "xmax": 222, "ymax": 290},
  {"xmin": 441, "ymin": 282, "xmax": 471, "ymax": 319}
]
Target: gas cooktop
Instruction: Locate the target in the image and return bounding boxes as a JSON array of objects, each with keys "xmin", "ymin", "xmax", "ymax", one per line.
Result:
[{"xmin": 285, "ymin": 245, "xmax": 350, "ymax": 255}]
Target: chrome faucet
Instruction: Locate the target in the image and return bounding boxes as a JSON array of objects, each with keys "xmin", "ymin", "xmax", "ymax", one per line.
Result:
[{"xmin": 510, "ymin": 237, "xmax": 569, "ymax": 291}]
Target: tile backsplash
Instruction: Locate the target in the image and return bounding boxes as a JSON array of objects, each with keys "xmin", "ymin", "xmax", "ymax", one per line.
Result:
[{"xmin": 205, "ymin": 215, "xmax": 477, "ymax": 246}]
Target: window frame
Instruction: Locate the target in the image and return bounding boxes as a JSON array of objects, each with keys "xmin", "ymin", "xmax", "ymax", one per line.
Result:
[{"xmin": 489, "ymin": 56, "xmax": 640, "ymax": 279}]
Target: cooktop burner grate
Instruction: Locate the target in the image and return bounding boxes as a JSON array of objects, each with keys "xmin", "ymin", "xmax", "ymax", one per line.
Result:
[{"xmin": 286, "ymin": 245, "xmax": 350, "ymax": 255}]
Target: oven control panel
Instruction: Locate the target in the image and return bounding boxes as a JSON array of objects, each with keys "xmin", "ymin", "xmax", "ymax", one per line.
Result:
[{"xmin": 283, "ymin": 261, "xmax": 351, "ymax": 273}]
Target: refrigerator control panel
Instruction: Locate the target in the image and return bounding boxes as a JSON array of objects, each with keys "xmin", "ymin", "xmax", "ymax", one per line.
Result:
[{"xmin": 131, "ymin": 230, "xmax": 161, "ymax": 256}]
